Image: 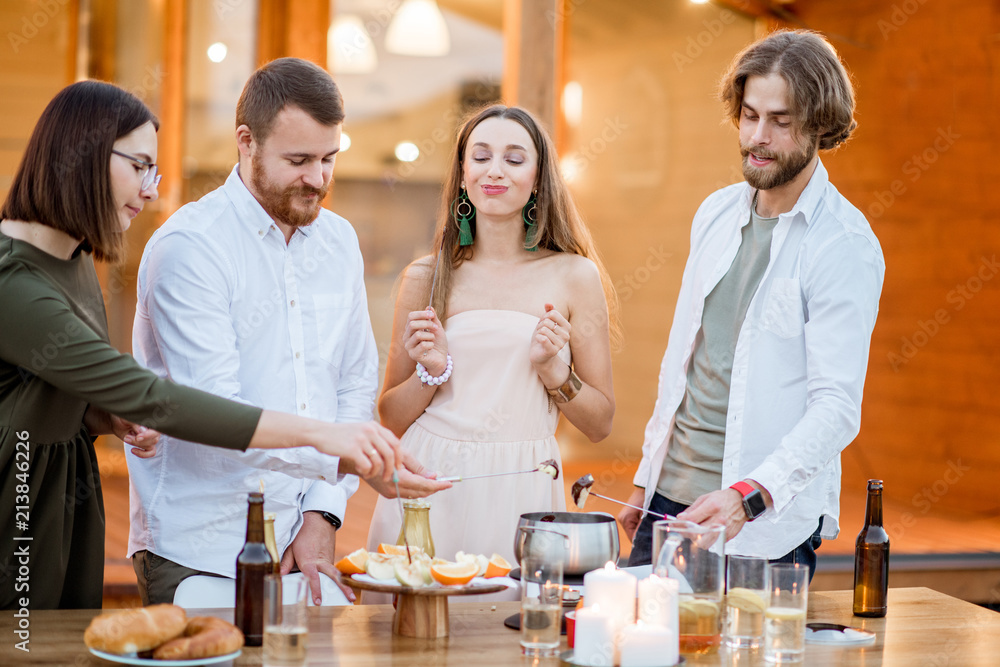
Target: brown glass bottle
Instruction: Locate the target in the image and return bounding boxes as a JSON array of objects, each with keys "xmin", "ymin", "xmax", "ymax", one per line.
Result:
[
  {"xmin": 853, "ymin": 479, "xmax": 889, "ymax": 617},
  {"xmin": 263, "ymin": 512, "xmax": 281, "ymax": 575},
  {"xmin": 236, "ymin": 492, "xmax": 271, "ymax": 645}
]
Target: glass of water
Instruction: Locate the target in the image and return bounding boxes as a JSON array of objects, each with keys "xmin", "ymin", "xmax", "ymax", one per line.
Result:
[
  {"xmin": 263, "ymin": 574, "xmax": 309, "ymax": 667},
  {"xmin": 725, "ymin": 555, "xmax": 769, "ymax": 649},
  {"xmin": 519, "ymin": 555, "xmax": 564, "ymax": 657},
  {"xmin": 764, "ymin": 564, "xmax": 808, "ymax": 663}
]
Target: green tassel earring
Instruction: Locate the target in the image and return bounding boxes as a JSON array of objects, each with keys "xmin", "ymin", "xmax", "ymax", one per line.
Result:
[
  {"xmin": 522, "ymin": 191, "xmax": 538, "ymax": 251},
  {"xmin": 452, "ymin": 187, "xmax": 475, "ymax": 246}
]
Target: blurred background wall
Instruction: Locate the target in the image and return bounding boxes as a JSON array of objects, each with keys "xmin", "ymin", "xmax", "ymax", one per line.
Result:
[{"xmin": 2, "ymin": 0, "xmax": 997, "ymax": 605}]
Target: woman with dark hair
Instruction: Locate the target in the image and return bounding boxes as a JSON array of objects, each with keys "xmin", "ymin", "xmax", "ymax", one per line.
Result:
[
  {"xmin": 366, "ymin": 105, "xmax": 619, "ymax": 573},
  {"xmin": 0, "ymin": 81, "xmax": 423, "ymax": 610}
]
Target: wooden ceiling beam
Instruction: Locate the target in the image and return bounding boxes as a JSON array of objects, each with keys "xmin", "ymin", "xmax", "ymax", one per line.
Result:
[{"xmin": 710, "ymin": 0, "xmax": 797, "ymax": 23}]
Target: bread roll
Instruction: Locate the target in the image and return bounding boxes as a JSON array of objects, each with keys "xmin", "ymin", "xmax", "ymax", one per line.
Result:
[
  {"xmin": 152, "ymin": 616, "xmax": 245, "ymax": 660},
  {"xmin": 84, "ymin": 604, "xmax": 187, "ymax": 654}
]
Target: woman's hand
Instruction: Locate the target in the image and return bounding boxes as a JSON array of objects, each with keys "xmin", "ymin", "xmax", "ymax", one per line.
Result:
[
  {"xmin": 403, "ymin": 307, "xmax": 449, "ymax": 377},
  {"xmin": 110, "ymin": 415, "xmax": 161, "ymax": 458},
  {"xmin": 530, "ymin": 303, "xmax": 571, "ymax": 380},
  {"xmin": 318, "ymin": 421, "xmax": 402, "ymax": 484}
]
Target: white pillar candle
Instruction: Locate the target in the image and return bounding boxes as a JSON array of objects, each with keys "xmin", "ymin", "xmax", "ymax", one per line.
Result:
[
  {"xmin": 573, "ymin": 604, "xmax": 616, "ymax": 667},
  {"xmin": 583, "ymin": 562, "xmax": 637, "ymax": 628},
  {"xmin": 638, "ymin": 574, "xmax": 679, "ymax": 638},
  {"xmin": 619, "ymin": 622, "xmax": 675, "ymax": 667}
]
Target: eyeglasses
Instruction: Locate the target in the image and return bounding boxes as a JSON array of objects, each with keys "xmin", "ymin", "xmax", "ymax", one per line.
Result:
[{"xmin": 111, "ymin": 149, "xmax": 162, "ymax": 192}]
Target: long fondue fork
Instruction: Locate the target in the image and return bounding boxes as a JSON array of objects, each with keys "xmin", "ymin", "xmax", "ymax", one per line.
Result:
[
  {"xmin": 586, "ymin": 492, "xmax": 677, "ymax": 521},
  {"xmin": 438, "ymin": 467, "xmax": 540, "ymax": 483}
]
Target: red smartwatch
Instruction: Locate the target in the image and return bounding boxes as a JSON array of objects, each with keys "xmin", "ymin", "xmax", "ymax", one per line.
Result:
[{"xmin": 730, "ymin": 481, "xmax": 767, "ymax": 521}]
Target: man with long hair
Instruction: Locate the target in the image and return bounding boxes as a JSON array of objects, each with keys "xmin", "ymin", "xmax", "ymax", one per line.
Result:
[{"xmin": 620, "ymin": 31, "xmax": 885, "ymax": 578}]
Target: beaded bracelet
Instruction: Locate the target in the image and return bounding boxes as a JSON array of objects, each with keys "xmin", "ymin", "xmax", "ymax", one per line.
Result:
[{"xmin": 416, "ymin": 354, "xmax": 453, "ymax": 386}]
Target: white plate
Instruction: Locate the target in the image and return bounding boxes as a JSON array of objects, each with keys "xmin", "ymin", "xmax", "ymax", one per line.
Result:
[
  {"xmin": 88, "ymin": 647, "xmax": 242, "ymax": 666},
  {"xmin": 352, "ymin": 573, "xmax": 517, "ymax": 589},
  {"xmin": 805, "ymin": 623, "xmax": 877, "ymax": 645}
]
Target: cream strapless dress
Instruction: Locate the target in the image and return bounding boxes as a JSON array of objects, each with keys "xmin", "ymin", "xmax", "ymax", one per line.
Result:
[{"xmin": 366, "ymin": 310, "xmax": 568, "ymax": 601}]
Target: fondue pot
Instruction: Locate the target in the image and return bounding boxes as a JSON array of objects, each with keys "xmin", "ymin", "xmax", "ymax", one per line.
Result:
[{"xmin": 513, "ymin": 511, "xmax": 620, "ymax": 575}]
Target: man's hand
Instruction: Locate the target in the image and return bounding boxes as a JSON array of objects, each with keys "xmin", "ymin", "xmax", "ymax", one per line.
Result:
[
  {"xmin": 617, "ymin": 487, "xmax": 647, "ymax": 542},
  {"xmin": 367, "ymin": 449, "xmax": 452, "ymax": 499},
  {"xmin": 678, "ymin": 488, "xmax": 747, "ymax": 542},
  {"xmin": 280, "ymin": 512, "xmax": 355, "ymax": 604},
  {"xmin": 110, "ymin": 415, "xmax": 161, "ymax": 458},
  {"xmin": 83, "ymin": 406, "xmax": 161, "ymax": 458}
]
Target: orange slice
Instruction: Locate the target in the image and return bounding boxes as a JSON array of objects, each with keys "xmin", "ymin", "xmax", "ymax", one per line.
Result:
[
  {"xmin": 484, "ymin": 553, "xmax": 512, "ymax": 578},
  {"xmin": 377, "ymin": 543, "xmax": 424, "ymax": 557},
  {"xmin": 335, "ymin": 548, "xmax": 369, "ymax": 575},
  {"xmin": 430, "ymin": 561, "xmax": 479, "ymax": 586}
]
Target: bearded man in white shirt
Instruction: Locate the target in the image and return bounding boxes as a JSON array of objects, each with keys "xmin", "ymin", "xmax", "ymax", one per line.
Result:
[
  {"xmin": 127, "ymin": 58, "xmax": 449, "ymax": 606},
  {"xmin": 619, "ymin": 31, "xmax": 885, "ymax": 579}
]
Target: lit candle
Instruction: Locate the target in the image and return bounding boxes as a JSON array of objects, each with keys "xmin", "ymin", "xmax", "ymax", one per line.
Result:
[
  {"xmin": 619, "ymin": 622, "xmax": 675, "ymax": 667},
  {"xmin": 573, "ymin": 604, "xmax": 615, "ymax": 667},
  {"xmin": 638, "ymin": 574, "xmax": 678, "ymax": 629},
  {"xmin": 637, "ymin": 575, "xmax": 679, "ymax": 665},
  {"xmin": 583, "ymin": 562, "xmax": 638, "ymax": 629}
]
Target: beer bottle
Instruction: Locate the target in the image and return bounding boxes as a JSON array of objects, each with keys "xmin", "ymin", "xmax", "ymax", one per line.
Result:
[
  {"xmin": 236, "ymin": 492, "xmax": 271, "ymax": 645},
  {"xmin": 263, "ymin": 511, "xmax": 281, "ymax": 575},
  {"xmin": 853, "ymin": 479, "xmax": 889, "ymax": 617}
]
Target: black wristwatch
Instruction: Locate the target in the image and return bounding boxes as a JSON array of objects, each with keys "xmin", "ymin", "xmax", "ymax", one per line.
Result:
[
  {"xmin": 730, "ymin": 481, "xmax": 767, "ymax": 521},
  {"xmin": 307, "ymin": 511, "xmax": 342, "ymax": 530}
]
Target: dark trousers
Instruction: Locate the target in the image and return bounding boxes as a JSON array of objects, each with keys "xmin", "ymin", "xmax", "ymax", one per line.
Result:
[
  {"xmin": 626, "ymin": 492, "xmax": 824, "ymax": 581},
  {"xmin": 132, "ymin": 550, "xmax": 223, "ymax": 605}
]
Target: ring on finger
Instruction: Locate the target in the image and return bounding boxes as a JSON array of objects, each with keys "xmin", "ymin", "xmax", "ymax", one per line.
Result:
[{"xmin": 367, "ymin": 448, "xmax": 377, "ymax": 456}]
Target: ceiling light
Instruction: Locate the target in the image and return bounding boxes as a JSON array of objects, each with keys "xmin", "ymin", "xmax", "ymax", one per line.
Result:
[
  {"xmin": 328, "ymin": 15, "xmax": 378, "ymax": 74},
  {"xmin": 385, "ymin": 0, "xmax": 450, "ymax": 57},
  {"xmin": 340, "ymin": 132, "xmax": 352, "ymax": 152},
  {"xmin": 207, "ymin": 42, "xmax": 228, "ymax": 63},
  {"xmin": 395, "ymin": 142, "xmax": 420, "ymax": 162},
  {"xmin": 563, "ymin": 81, "xmax": 582, "ymax": 128}
]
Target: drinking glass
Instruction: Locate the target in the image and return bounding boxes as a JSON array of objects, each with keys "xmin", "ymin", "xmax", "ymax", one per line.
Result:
[
  {"xmin": 725, "ymin": 555, "xmax": 769, "ymax": 649},
  {"xmin": 519, "ymin": 555, "xmax": 564, "ymax": 657},
  {"xmin": 652, "ymin": 520, "xmax": 725, "ymax": 655},
  {"xmin": 764, "ymin": 564, "xmax": 808, "ymax": 663},
  {"xmin": 263, "ymin": 574, "xmax": 309, "ymax": 667}
]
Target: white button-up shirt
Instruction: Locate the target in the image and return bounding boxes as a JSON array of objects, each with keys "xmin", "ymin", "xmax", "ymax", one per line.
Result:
[
  {"xmin": 127, "ymin": 165, "xmax": 377, "ymax": 577},
  {"xmin": 635, "ymin": 160, "xmax": 885, "ymax": 558}
]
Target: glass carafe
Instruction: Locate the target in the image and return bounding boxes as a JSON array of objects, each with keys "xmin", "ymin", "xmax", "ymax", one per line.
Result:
[{"xmin": 396, "ymin": 498, "xmax": 435, "ymax": 557}]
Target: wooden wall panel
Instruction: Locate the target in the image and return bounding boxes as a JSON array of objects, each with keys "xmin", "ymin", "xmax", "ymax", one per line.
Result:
[
  {"xmin": 562, "ymin": 0, "xmax": 1000, "ymax": 533},
  {"xmin": 0, "ymin": 0, "xmax": 77, "ymax": 200},
  {"xmin": 787, "ymin": 0, "xmax": 1000, "ymax": 519},
  {"xmin": 559, "ymin": 1, "xmax": 756, "ymax": 469}
]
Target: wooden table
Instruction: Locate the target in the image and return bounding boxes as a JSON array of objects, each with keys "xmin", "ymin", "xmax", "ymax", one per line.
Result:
[{"xmin": 4, "ymin": 588, "xmax": 998, "ymax": 665}]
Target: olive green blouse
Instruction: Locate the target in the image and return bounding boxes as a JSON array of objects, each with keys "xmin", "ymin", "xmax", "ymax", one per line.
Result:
[{"xmin": 0, "ymin": 232, "xmax": 262, "ymax": 448}]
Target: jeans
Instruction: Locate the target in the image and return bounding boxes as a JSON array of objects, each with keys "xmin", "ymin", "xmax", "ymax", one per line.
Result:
[{"xmin": 626, "ymin": 491, "xmax": 824, "ymax": 581}]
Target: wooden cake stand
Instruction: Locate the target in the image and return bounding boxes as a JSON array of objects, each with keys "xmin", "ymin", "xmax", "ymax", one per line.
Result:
[{"xmin": 344, "ymin": 576, "xmax": 510, "ymax": 638}]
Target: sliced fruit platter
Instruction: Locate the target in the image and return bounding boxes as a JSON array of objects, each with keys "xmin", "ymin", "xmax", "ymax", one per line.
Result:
[{"xmin": 337, "ymin": 544, "xmax": 515, "ymax": 590}]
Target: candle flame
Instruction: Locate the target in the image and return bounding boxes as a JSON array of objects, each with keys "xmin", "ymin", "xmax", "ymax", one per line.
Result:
[{"xmin": 604, "ymin": 561, "xmax": 616, "ymax": 572}]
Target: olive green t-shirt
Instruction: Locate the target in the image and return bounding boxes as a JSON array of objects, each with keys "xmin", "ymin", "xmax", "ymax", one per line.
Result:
[{"xmin": 657, "ymin": 205, "xmax": 779, "ymax": 504}]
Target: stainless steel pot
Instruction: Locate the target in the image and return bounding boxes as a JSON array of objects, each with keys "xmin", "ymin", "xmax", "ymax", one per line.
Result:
[{"xmin": 513, "ymin": 511, "xmax": 620, "ymax": 575}]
